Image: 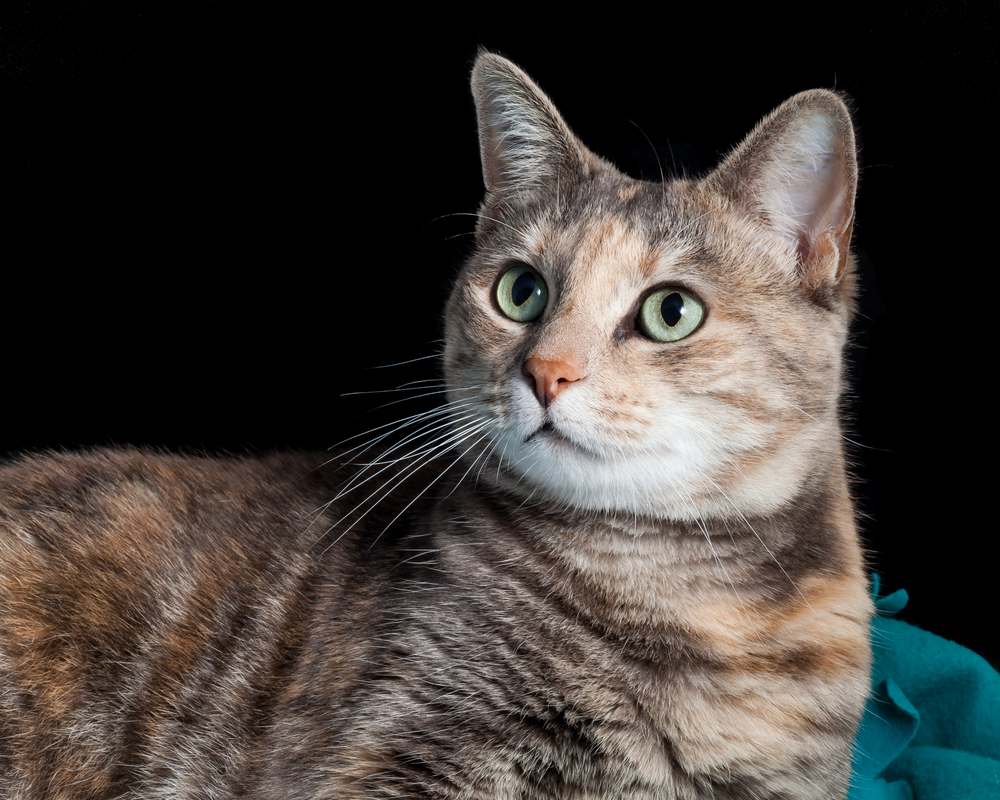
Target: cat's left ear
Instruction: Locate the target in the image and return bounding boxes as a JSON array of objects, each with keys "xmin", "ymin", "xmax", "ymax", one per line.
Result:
[{"xmin": 706, "ymin": 90, "xmax": 858, "ymax": 289}]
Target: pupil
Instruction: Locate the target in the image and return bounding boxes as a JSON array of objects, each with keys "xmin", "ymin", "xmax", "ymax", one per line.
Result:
[
  {"xmin": 661, "ymin": 293, "xmax": 684, "ymax": 326},
  {"xmin": 511, "ymin": 271, "xmax": 537, "ymax": 306}
]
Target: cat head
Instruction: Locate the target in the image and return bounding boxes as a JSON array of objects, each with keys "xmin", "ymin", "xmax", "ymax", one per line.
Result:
[{"xmin": 444, "ymin": 52, "xmax": 858, "ymax": 521}]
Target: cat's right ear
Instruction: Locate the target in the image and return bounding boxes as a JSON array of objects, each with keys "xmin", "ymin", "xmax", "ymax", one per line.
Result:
[{"xmin": 471, "ymin": 51, "xmax": 596, "ymax": 200}]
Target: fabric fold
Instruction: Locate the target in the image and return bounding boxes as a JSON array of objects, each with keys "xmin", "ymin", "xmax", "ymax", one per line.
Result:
[{"xmin": 849, "ymin": 576, "xmax": 1000, "ymax": 799}]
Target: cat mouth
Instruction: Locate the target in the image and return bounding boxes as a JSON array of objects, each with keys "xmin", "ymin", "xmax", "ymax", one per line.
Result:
[{"xmin": 525, "ymin": 421, "xmax": 600, "ymax": 458}]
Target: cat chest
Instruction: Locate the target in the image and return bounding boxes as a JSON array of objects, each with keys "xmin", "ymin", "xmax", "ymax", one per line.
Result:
[{"xmin": 500, "ymin": 658, "xmax": 827, "ymax": 795}]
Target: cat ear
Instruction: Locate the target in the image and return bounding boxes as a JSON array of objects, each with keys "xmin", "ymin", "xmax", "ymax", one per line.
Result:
[
  {"xmin": 471, "ymin": 51, "xmax": 597, "ymax": 199},
  {"xmin": 706, "ymin": 90, "xmax": 858, "ymax": 288}
]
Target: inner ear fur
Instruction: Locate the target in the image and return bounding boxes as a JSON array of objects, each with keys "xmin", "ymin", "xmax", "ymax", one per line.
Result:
[{"xmin": 706, "ymin": 89, "xmax": 859, "ymax": 289}]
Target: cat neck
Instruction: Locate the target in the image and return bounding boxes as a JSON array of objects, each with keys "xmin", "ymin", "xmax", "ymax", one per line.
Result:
[{"xmin": 429, "ymin": 450, "xmax": 858, "ymax": 643}]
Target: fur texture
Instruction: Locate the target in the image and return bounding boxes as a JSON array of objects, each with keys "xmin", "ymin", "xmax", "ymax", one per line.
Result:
[{"xmin": 0, "ymin": 53, "xmax": 872, "ymax": 799}]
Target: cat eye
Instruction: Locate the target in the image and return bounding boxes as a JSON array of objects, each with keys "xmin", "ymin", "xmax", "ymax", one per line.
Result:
[
  {"xmin": 495, "ymin": 262, "xmax": 549, "ymax": 323},
  {"xmin": 637, "ymin": 288, "xmax": 705, "ymax": 342}
]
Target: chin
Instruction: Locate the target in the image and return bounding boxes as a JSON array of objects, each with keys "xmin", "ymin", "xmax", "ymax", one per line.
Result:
[
  {"xmin": 497, "ymin": 432, "xmax": 706, "ymax": 520},
  {"xmin": 494, "ymin": 419, "xmax": 816, "ymax": 523}
]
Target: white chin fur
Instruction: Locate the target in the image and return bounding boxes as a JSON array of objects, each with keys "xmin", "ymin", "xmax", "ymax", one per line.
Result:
[{"xmin": 484, "ymin": 380, "xmax": 820, "ymax": 522}]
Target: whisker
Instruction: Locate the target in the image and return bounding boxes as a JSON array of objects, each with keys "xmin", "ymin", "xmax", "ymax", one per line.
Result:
[
  {"xmin": 475, "ymin": 434, "xmax": 503, "ymax": 487},
  {"xmin": 433, "ymin": 211, "xmax": 527, "ymax": 238},
  {"xmin": 705, "ymin": 474, "xmax": 809, "ymax": 606},
  {"xmin": 371, "ymin": 352, "xmax": 443, "ymax": 370},
  {"xmin": 678, "ymin": 486, "xmax": 745, "ymax": 607},
  {"xmin": 320, "ymin": 421, "xmax": 492, "ymax": 554},
  {"xmin": 326, "ymin": 400, "xmax": 472, "ymax": 451},
  {"xmin": 373, "ymin": 386, "xmax": 481, "ymax": 410},
  {"xmin": 331, "ymin": 399, "xmax": 478, "ymax": 460},
  {"xmin": 328, "ymin": 419, "xmax": 491, "ymax": 527},
  {"xmin": 495, "ymin": 436, "xmax": 511, "ymax": 482},
  {"xmin": 369, "ymin": 427, "xmax": 496, "ymax": 550},
  {"xmin": 628, "ymin": 119, "xmax": 667, "ymax": 187},
  {"xmin": 445, "ymin": 431, "xmax": 498, "ymax": 499},
  {"xmin": 397, "ymin": 378, "xmax": 446, "ymax": 388},
  {"xmin": 334, "ymin": 415, "xmax": 486, "ymax": 501},
  {"xmin": 344, "ymin": 413, "xmax": 481, "ymax": 469},
  {"xmin": 341, "ymin": 383, "xmax": 451, "ymax": 398},
  {"xmin": 785, "ymin": 401, "xmax": 888, "ymax": 452},
  {"xmin": 351, "ymin": 412, "xmax": 480, "ymax": 477}
]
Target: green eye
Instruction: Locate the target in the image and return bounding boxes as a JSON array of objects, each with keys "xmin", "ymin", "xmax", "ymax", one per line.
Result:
[
  {"xmin": 495, "ymin": 262, "xmax": 548, "ymax": 322},
  {"xmin": 638, "ymin": 288, "xmax": 705, "ymax": 342}
]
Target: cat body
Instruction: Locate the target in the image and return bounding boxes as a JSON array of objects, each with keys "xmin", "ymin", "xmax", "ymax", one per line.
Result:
[
  {"xmin": 0, "ymin": 449, "xmax": 869, "ymax": 799},
  {"xmin": 1, "ymin": 53, "xmax": 872, "ymax": 799}
]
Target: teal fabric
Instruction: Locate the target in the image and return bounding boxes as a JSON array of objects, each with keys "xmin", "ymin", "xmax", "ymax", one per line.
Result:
[{"xmin": 849, "ymin": 576, "xmax": 1000, "ymax": 799}]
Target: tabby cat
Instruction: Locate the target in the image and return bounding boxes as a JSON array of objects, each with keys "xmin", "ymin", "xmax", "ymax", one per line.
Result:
[{"xmin": 0, "ymin": 53, "xmax": 872, "ymax": 799}]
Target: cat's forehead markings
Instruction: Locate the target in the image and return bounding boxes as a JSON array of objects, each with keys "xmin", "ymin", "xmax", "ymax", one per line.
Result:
[
  {"xmin": 522, "ymin": 218, "xmax": 550, "ymax": 255},
  {"xmin": 646, "ymin": 237, "xmax": 703, "ymax": 282},
  {"xmin": 569, "ymin": 214, "xmax": 649, "ymax": 278},
  {"xmin": 526, "ymin": 209, "xmax": 697, "ymax": 287}
]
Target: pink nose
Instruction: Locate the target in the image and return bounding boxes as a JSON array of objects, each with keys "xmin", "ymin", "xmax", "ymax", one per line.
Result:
[{"xmin": 522, "ymin": 356, "xmax": 586, "ymax": 408}]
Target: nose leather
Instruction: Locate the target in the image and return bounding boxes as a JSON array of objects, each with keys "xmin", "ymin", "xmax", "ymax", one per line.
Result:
[{"xmin": 522, "ymin": 356, "xmax": 586, "ymax": 408}]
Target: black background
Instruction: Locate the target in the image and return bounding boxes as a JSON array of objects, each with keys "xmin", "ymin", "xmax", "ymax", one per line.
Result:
[{"xmin": 2, "ymin": 6, "xmax": 997, "ymax": 662}]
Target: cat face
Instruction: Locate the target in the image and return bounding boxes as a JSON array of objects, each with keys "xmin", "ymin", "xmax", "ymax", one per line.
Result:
[{"xmin": 444, "ymin": 54, "xmax": 858, "ymax": 521}]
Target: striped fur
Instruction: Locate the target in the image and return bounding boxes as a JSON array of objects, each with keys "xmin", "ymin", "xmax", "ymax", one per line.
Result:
[{"xmin": 0, "ymin": 53, "xmax": 871, "ymax": 798}]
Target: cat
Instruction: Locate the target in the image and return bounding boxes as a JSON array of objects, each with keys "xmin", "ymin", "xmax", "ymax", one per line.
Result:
[{"xmin": 0, "ymin": 52, "xmax": 873, "ymax": 799}]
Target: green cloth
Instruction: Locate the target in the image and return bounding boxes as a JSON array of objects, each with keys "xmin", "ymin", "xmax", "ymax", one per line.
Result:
[{"xmin": 850, "ymin": 576, "xmax": 1000, "ymax": 799}]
